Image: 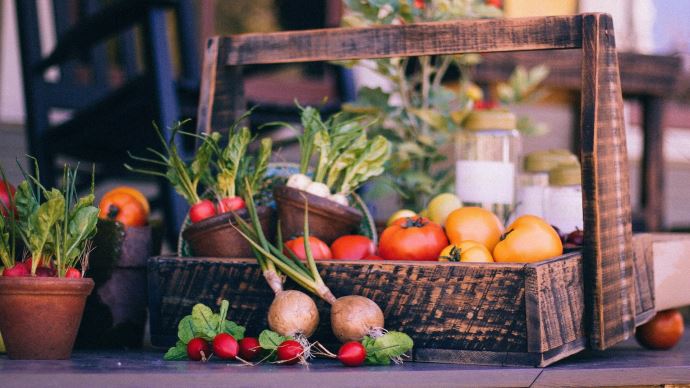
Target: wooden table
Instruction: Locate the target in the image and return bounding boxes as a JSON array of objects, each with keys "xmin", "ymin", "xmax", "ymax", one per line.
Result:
[
  {"xmin": 1, "ymin": 329, "xmax": 688, "ymax": 387},
  {"xmin": 475, "ymin": 51, "xmax": 683, "ymax": 231}
]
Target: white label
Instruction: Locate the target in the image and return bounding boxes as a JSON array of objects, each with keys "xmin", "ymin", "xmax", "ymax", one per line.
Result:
[{"xmin": 455, "ymin": 160, "xmax": 515, "ymax": 204}]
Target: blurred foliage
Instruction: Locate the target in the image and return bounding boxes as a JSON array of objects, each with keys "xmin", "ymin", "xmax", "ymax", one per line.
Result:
[{"xmin": 341, "ymin": 0, "xmax": 548, "ymax": 210}]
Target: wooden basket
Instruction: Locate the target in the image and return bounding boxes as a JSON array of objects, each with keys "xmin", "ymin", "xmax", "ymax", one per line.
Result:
[{"xmin": 148, "ymin": 13, "xmax": 653, "ymax": 366}]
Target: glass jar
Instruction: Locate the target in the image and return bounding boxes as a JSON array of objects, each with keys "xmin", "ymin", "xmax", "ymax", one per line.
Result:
[
  {"xmin": 454, "ymin": 110, "xmax": 520, "ymax": 223},
  {"xmin": 544, "ymin": 162, "xmax": 584, "ymax": 234}
]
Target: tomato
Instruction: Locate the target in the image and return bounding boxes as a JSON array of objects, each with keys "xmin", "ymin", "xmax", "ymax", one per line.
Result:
[
  {"xmin": 99, "ymin": 192, "xmax": 147, "ymax": 227},
  {"xmin": 0, "ymin": 180, "xmax": 16, "ymax": 217},
  {"xmin": 445, "ymin": 207, "xmax": 505, "ymax": 251},
  {"xmin": 493, "ymin": 215, "xmax": 563, "ymax": 263},
  {"xmin": 189, "ymin": 199, "xmax": 217, "ymax": 223},
  {"xmin": 218, "ymin": 196, "xmax": 246, "ymax": 213},
  {"xmin": 414, "ymin": 0, "xmax": 425, "ymax": 9},
  {"xmin": 386, "ymin": 209, "xmax": 417, "ymax": 227},
  {"xmin": 378, "ymin": 216, "xmax": 448, "ymax": 261},
  {"xmin": 635, "ymin": 309, "xmax": 684, "ymax": 350},
  {"xmin": 331, "ymin": 235, "xmax": 375, "ymax": 260},
  {"xmin": 284, "ymin": 236, "xmax": 332, "ymax": 260},
  {"xmin": 364, "ymin": 254, "xmax": 383, "ymax": 261},
  {"xmin": 439, "ymin": 240, "xmax": 493, "ymax": 262},
  {"xmin": 101, "ymin": 186, "xmax": 150, "ymax": 217},
  {"xmin": 427, "ymin": 193, "xmax": 461, "ymax": 226}
]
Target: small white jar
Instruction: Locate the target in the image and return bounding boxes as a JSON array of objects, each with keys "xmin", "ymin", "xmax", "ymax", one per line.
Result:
[{"xmin": 544, "ymin": 163, "xmax": 583, "ymax": 234}]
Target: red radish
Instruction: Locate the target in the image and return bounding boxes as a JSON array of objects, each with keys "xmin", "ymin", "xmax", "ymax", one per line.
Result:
[
  {"xmin": 189, "ymin": 199, "xmax": 216, "ymax": 223},
  {"xmin": 238, "ymin": 337, "xmax": 261, "ymax": 361},
  {"xmin": 0, "ymin": 180, "xmax": 16, "ymax": 217},
  {"xmin": 212, "ymin": 333, "xmax": 239, "ymax": 360},
  {"xmin": 186, "ymin": 338, "xmax": 210, "ymax": 361},
  {"xmin": 218, "ymin": 196, "xmax": 246, "ymax": 213},
  {"xmin": 65, "ymin": 268, "xmax": 81, "ymax": 278},
  {"xmin": 35, "ymin": 267, "xmax": 56, "ymax": 277},
  {"xmin": 338, "ymin": 341, "xmax": 366, "ymax": 367},
  {"xmin": 276, "ymin": 340, "xmax": 304, "ymax": 365},
  {"xmin": 2, "ymin": 263, "xmax": 28, "ymax": 277}
]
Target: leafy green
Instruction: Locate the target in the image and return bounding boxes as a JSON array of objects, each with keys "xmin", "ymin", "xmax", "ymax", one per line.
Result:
[
  {"xmin": 191, "ymin": 303, "xmax": 220, "ymax": 341},
  {"xmin": 163, "ymin": 341, "xmax": 188, "ymax": 361},
  {"xmin": 258, "ymin": 329, "xmax": 290, "ymax": 351},
  {"xmin": 177, "ymin": 316, "xmax": 196, "ymax": 344},
  {"xmin": 362, "ymin": 331, "xmax": 414, "ymax": 366},
  {"xmin": 222, "ymin": 320, "xmax": 246, "ymax": 340}
]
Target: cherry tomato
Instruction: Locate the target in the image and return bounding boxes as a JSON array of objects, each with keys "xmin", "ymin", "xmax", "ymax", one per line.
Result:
[
  {"xmin": 284, "ymin": 236, "xmax": 332, "ymax": 260},
  {"xmin": 218, "ymin": 196, "xmax": 246, "ymax": 213},
  {"xmin": 276, "ymin": 340, "xmax": 303, "ymax": 365},
  {"xmin": 635, "ymin": 309, "xmax": 685, "ymax": 350},
  {"xmin": 238, "ymin": 337, "xmax": 261, "ymax": 361},
  {"xmin": 338, "ymin": 341, "xmax": 366, "ymax": 367},
  {"xmin": 331, "ymin": 235, "xmax": 375, "ymax": 260},
  {"xmin": 99, "ymin": 192, "xmax": 147, "ymax": 227},
  {"xmin": 212, "ymin": 333, "xmax": 239, "ymax": 360},
  {"xmin": 189, "ymin": 199, "xmax": 217, "ymax": 223},
  {"xmin": 493, "ymin": 215, "xmax": 563, "ymax": 263},
  {"xmin": 0, "ymin": 180, "xmax": 16, "ymax": 217},
  {"xmin": 378, "ymin": 216, "xmax": 448, "ymax": 261},
  {"xmin": 187, "ymin": 338, "xmax": 210, "ymax": 361}
]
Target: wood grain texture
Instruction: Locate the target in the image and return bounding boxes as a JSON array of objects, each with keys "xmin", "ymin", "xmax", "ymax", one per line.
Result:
[
  {"xmin": 631, "ymin": 234, "xmax": 655, "ymax": 325},
  {"xmin": 525, "ymin": 253, "xmax": 585, "ymax": 353},
  {"xmin": 219, "ymin": 15, "xmax": 583, "ymax": 66},
  {"xmin": 579, "ymin": 13, "xmax": 635, "ymax": 350}
]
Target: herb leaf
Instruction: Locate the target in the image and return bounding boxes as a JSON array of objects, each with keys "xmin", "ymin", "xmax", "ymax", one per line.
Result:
[{"xmin": 258, "ymin": 329, "xmax": 289, "ymax": 350}]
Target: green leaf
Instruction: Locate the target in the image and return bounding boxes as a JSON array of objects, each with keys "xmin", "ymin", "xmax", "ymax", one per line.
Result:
[
  {"xmin": 258, "ymin": 329, "xmax": 289, "ymax": 350},
  {"xmin": 363, "ymin": 331, "xmax": 414, "ymax": 365},
  {"xmin": 217, "ymin": 300, "xmax": 229, "ymax": 332},
  {"xmin": 63, "ymin": 206, "xmax": 99, "ymax": 263},
  {"xmin": 217, "ymin": 127, "xmax": 251, "ymax": 198},
  {"xmin": 164, "ymin": 341, "xmax": 188, "ymax": 361},
  {"xmin": 177, "ymin": 315, "xmax": 195, "ymax": 343},
  {"xmin": 222, "ymin": 320, "xmax": 246, "ymax": 341},
  {"xmin": 27, "ymin": 189, "xmax": 64, "ymax": 261},
  {"xmin": 338, "ymin": 135, "xmax": 391, "ymax": 195},
  {"xmin": 191, "ymin": 303, "xmax": 219, "ymax": 340}
]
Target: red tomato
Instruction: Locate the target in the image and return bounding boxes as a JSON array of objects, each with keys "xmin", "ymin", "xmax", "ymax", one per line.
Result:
[
  {"xmin": 330, "ymin": 235, "xmax": 375, "ymax": 260},
  {"xmin": 218, "ymin": 196, "xmax": 246, "ymax": 213},
  {"xmin": 378, "ymin": 216, "xmax": 448, "ymax": 261},
  {"xmin": 284, "ymin": 236, "xmax": 332, "ymax": 260},
  {"xmin": 0, "ymin": 180, "xmax": 16, "ymax": 217},
  {"xmin": 635, "ymin": 309, "xmax": 685, "ymax": 350},
  {"xmin": 189, "ymin": 199, "xmax": 216, "ymax": 223},
  {"xmin": 414, "ymin": 0, "xmax": 425, "ymax": 9},
  {"xmin": 364, "ymin": 255, "xmax": 383, "ymax": 261}
]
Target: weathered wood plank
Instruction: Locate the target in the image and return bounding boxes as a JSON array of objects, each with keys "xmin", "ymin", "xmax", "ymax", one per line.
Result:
[
  {"xmin": 631, "ymin": 234, "xmax": 655, "ymax": 324},
  {"xmin": 579, "ymin": 13, "xmax": 635, "ymax": 350},
  {"xmin": 525, "ymin": 253, "xmax": 585, "ymax": 353},
  {"xmin": 219, "ymin": 15, "xmax": 583, "ymax": 66}
]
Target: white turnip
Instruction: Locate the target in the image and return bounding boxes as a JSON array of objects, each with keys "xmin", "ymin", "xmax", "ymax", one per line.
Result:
[
  {"xmin": 287, "ymin": 174, "xmax": 312, "ymax": 191},
  {"xmin": 331, "ymin": 295, "xmax": 384, "ymax": 343},
  {"xmin": 268, "ymin": 290, "xmax": 319, "ymax": 338}
]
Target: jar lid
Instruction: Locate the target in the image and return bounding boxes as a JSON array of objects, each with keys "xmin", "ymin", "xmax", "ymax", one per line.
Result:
[
  {"xmin": 549, "ymin": 162, "xmax": 582, "ymax": 186},
  {"xmin": 524, "ymin": 149, "xmax": 579, "ymax": 172},
  {"xmin": 464, "ymin": 110, "xmax": 516, "ymax": 131}
]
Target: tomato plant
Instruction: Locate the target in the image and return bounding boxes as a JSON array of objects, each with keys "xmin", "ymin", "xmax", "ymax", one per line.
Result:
[
  {"xmin": 378, "ymin": 217, "xmax": 448, "ymax": 261},
  {"xmin": 284, "ymin": 236, "xmax": 332, "ymax": 260},
  {"xmin": 636, "ymin": 309, "xmax": 684, "ymax": 350},
  {"xmin": 331, "ymin": 235, "xmax": 375, "ymax": 260},
  {"xmin": 493, "ymin": 215, "xmax": 563, "ymax": 263},
  {"xmin": 99, "ymin": 192, "xmax": 147, "ymax": 227}
]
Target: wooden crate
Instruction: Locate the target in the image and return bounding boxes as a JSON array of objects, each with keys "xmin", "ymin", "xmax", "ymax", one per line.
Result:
[{"xmin": 148, "ymin": 13, "xmax": 649, "ymax": 366}]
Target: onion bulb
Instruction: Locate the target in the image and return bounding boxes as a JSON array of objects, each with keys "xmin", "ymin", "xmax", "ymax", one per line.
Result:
[
  {"xmin": 268, "ymin": 290, "xmax": 320, "ymax": 337},
  {"xmin": 331, "ymin": 295, "xmax": 384, "ymax": 342}
]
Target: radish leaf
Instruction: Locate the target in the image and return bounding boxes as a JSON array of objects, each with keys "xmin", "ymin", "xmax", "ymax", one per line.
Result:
[
  {"xmin": 222, "ymin": 320, "xmax": 245, "ymax": 341},
  {"xmin": 164, "ymin": 341, "xmax": 188, "ymax": 361},
  {"xmin": 258, "ymin": 329, "xmax": 289, "ymax": 350}
]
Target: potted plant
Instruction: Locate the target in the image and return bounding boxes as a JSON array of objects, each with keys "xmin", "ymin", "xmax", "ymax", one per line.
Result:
[
  {"xmin": 274, "ymin": 105, "xmax": 391, "ymax": 244},
  {"xmin": 0, "ymin": 161, "xmax": 97, "ymax": 359},
  {"xmin": 127, "ymin": 119, "xmax": 274, "ymax": 257}
]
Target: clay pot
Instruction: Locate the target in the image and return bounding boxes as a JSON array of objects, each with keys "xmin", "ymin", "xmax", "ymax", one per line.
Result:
[
  {"xmin": 0, "ymin": 276, "xmax": 94, "ymax": 359},
  {"xmin": 273, "ymin": 186, "xmax": 363, "ymax": 245},
  {"xmin": 182, "ymin": 206, "xmax": 274, "ymax": 257}
]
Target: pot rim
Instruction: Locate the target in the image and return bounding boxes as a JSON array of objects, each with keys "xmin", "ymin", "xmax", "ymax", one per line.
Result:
[
  {"xmin": 0, "ymin": 276, "xmax": 94, "ymax": 295},
  {"xmin": 273, "ymin": 186, "xmax": 362, "ymax": 222},
  {"xmin": 181, "ymin": 206, "xmax": 271, "ymax": 240}
]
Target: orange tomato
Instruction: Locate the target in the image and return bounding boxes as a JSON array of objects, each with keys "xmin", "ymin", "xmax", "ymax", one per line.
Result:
[
  {"xmin": 101, "ymin": 186, "xmax": 150, "ymax": 217},
  {"xmin": 99, "ymin": 192, "xmax": 147, "ymax": 227},
  {"xmin": 444, "ymin": 207, "xmax": 505, "ymax": 251},
  {"xmin": 439, "ymin": 241, "xmax": 493, "ymax": 262},
  {"xmin": 493, "ymin": 215, "xmax": 563, "ymax": 263},
  {"xmin": 635, "ymin": 309, "xmax": 684, "ymax": 350}
]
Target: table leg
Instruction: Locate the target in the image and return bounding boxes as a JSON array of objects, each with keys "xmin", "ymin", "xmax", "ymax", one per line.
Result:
[{"xmin": 641, "ymin": 96, "xmax": 665, "ymax": 231}]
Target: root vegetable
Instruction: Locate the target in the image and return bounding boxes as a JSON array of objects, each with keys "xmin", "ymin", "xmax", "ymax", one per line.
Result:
[
  {"xmin": 328, "ymin": 193, "xmax": 349, "ymax": 207},
  {"xmin": 305, "ymin": 182, "xmax": 330, "ymax": 198},
  {"xmin": 276, "ymin": 340, "xmax": 304, "ymax": 365},
  {"xmin": 212, "ymin": 333, "xmax": 239, "ymax": 360},
  {"xmin": 238, "ymin": 337, "xmax": 261, "ymax": 361},
  {"xmin": 189, "ymin": 199, "xmax": 216, "ymax": 223},
  {"xmin": 65, "ymin": 268, "xmax": 81, "ymax": 278},
  {"xmin": 2, "ymin": 263, "xmax": 28, "ymax": 277},
  {"xmin": 331, "ymin": 295, "xmax": 384, "ymax": 342},
  {"xmin": 187, "ymin": 338, "xmax": 210, "ymax": 361},
  {"xmin": 268, "ymin": 290, "xmax": 319, "ymax": 338},
  {"xmin": 287, "ymin": 174, "xmax": 312, "ymax": 191},
  {"xmin": 218, "ymin": 196, "xmax": 245, "ymax": 213},
  {"xmin": 338, "ymin": 341, "xmax": 366, "ymax": 367}
]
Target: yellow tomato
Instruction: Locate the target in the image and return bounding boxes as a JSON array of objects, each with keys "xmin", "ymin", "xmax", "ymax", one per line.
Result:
[
  {"xmin": 438, "ymin": 240, "xmax": 493, "ymax": 262},
  {"xmin": 427, "ymin": 193, "xmax": 462, "ymax": 226},
  {"xmin": 493, "ymin": 215, "xmax": 563, "ymax": 263},
  {"xmin": 445, "ymin": 207, "xmax": 505, "ymax": 251},
  {"xmin": 386, "ymin": 209, "xmax": 417, "ymax": 226}
]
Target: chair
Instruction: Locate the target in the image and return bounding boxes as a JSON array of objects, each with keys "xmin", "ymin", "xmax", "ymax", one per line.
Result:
[{"xmin": 14, "ymin": 0, "xmax": 200, "ymax": 242}]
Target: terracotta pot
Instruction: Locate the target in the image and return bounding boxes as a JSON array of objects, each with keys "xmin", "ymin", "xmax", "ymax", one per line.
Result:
[
  {"xmin": 0, "ymin": 276, "xmax": 94, "ymax": 359},
  {"xmin": 273, "ymin": 186, "xmax": 363, "ymax": 245},
  {"xmin": 182, "ymin": 206, "xmax": 274, "ymax": 257}
]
